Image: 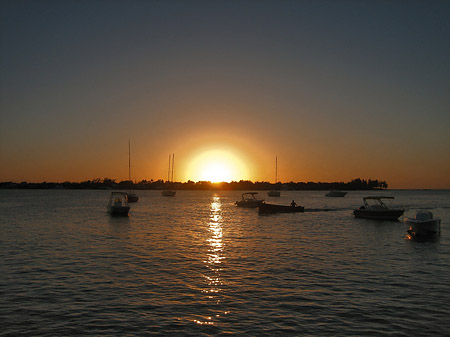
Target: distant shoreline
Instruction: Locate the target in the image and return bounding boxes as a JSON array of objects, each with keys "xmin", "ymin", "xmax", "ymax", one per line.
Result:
[{"xmin": 0, "ymin": 178, "xmax": 388, "ymax": 191}]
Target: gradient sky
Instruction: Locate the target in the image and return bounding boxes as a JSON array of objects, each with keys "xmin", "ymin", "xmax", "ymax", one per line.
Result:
[{"xmin": 1, "ymin": 0, "xmax": 449, "ymax": 188}]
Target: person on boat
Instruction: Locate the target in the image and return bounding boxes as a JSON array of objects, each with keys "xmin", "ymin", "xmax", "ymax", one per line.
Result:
[{"xmin": 290, "ymin": 200, "xmax": 297, "ymax": 207}]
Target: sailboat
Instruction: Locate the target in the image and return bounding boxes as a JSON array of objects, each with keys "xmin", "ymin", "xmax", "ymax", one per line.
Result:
[
  {"xmin": 127, "ymin": 140, "xmax": 139, "ymax": 202},
  {"xmin": 162, "ymin": 153, "xmax": 176, "ymax": 196},
  {"xmin": 267, "ymin": 156, "xmax": 281, "ymax": 197}
]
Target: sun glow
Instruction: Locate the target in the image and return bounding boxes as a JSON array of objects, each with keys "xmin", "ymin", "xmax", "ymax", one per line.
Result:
[{"xmin": 186, "ymin": 149, "xmax": 248, "ymax": 183}]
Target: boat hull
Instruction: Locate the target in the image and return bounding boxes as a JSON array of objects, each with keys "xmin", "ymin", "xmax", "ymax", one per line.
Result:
[
  {"xmin": 353, "ymin": 209, "xmax": 404, "ymax": 220},
  {"xmin": 127, "ymin": 193, "xmax": 139, "ymax": 202},
  {"xmin": 107, "ymin": 205, "xmax": 130, "ymax": 216},
  {"xmin": 259, "ymin": 203, "xmax": 304, "ymax": 214},
  {"xmin": 407, "ymin": 219, "xmax": 441, "ymax": 237},
  {"xmin": 162, "ymin": 190, "xmax": 176, "ymax": 197},
  {"xmin": 236, "ymin": 200, "xmax": 264, "ymax": 208},
  {"xmin": 267, "ymin": 190, "xmax": 281, "ymax": 197},
  {"xmin": 326, "ymin": 191, "xmax": 347, "ymax": 197}
]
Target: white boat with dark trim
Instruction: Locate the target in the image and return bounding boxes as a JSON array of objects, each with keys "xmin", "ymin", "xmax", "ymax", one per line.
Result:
[
  {"xmin": 107, "ymin": 192, "xmax": 130, "ymax": 216},
  {"xmin": 406, "ymin": 211, "xmax": 441, "ymax": 237},
  {"xmin": 235, "ymin": 192, "xmax": 264, "ymax": 208},
  {"xmin": 353, "ymin": 196, "xmax": 404, "ymax": 220}
]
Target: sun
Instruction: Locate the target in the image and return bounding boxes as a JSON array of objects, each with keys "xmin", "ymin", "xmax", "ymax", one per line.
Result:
[{"xmin": 186, "ymin": 149, "xmax": 248, "ymax": 183}]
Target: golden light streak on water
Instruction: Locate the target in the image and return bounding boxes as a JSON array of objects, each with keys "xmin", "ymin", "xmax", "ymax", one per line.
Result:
[{"xmin": 195, "ymin": 195, "xmax": 227, "ymax": 325}]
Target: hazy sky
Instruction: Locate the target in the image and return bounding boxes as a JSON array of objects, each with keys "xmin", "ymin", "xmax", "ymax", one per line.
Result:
[{"xmin": 1, "ymin": 0, "xmax": 449, "ymax": 188}]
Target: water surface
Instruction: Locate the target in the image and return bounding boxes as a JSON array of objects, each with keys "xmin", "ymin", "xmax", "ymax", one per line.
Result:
[{"xmin": 1, "ymin": 189, "xmax": 449, "ymax": 336}]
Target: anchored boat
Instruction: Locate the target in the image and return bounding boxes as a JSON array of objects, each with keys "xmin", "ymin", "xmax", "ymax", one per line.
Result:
[
  {"xmin": 406, "ymin": 211, "xmax": 441, "ymax": 237},
  {"xmin": 267, "ymin": 156, "xmax": 281, "ymax": 197},
  {"xmin": 325, "ymin": 190, "xmax": 347, "ymax": 197},
  {"xmin": 107, "ymin": 192, "xmax": 130, "ymax": 216},
  {"xmin": 235, "ymin": 192, "xmax": 264, "ymax": 208},
  {"xmin": 353, "ymin": 196, "xmax": 404, "ymax": 220},
  {"xmin": 162, "ymin": 153, "xmax": 176, "ymax": 197},
  {"xmin": 127, "ymin": 140, "xmax": 139, "ymax": 202}
]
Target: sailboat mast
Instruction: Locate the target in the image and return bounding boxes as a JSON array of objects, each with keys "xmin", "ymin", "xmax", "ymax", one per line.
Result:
[
  {"xmin": 275, "ymin": 156, "xmax": 278, "ymax": 183},
  {"xmin": 128, "ymin": 140, "xmax": 131, "ymax": 181},
  {"xmin": 168, "ymin": 154, "xmax": 171, "ymax": 182},
  {"xmin": 171, "ymin": 154, "xmax": 175, "ymax": 183}
]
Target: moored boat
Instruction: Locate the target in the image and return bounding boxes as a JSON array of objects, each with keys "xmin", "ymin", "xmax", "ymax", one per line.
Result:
[
  {"xmin": 162, "ymin": 153, "xmax": 176, "ymax": 197},
  {"xmin": 267, "ymin": 190, "xmax": 281, "ymax": 197},
  {"xmin": 162, "ymin": 189, "xmax": 176, "ymax": 197},
  {"xmin": 353, "ymin": 196, "xmax": 404, "ymax": 220},
  {"xmin": 127, "ymin": 193, "xmax": 139, "ymax": 202},
  {"xmin": 267, "ymin": 156, "xmax": 281, "ymax": 197},
  {"xmin": 235, "ymin": 192, "xmax": 264, "ymax": 208},
  {"xmin": 259, "ymin": 202, "xmax": 304, "ymax": 214},
  {"xmin": 107, "ymin": 192, "xmax": 130, "ymax": 216},
  {"xmin": 325, "ymin": 190, "xmax": 347, "ymax": 197},
  {"xmin": 127, "ymin": 140, "xmax": 139, "ymax": 202},
  {"xmin": 406, "ymin": 211, "xmax": 441, "ymax": 237}
]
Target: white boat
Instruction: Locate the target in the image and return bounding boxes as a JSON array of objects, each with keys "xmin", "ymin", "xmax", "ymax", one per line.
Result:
[
  {"xmin": 127, "ymin": 140, "xmax": 139, "ymax": 202},
  {"xmin": 236, "ymin": 192, "xmax": 264, "ymax": 208},
  {"xmin": 107, "ymin": 192, "xmax": 130, "ymax": 216},
  {"xmin": 162, "ymin": 153, "xmax": 176, "ymax": 197},
  {"xmin": 406, "ymin": 211, "xmax": 441, "ymax": 237},
  {"xmin": 267, "ymin": 156, "xmax": 281, "ymax": 197},
  {"xmin": 325, "ymin": 190, "xmax": 347, "ymax": 197},
  {"xmin": 353, "ymin": 196, "xmax": 404, "ymax": 220}
]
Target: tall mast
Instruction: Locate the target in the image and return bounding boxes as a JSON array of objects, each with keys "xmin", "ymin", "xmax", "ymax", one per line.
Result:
[
  {"xmin": 128, "ymin": 140, "xmax": 131, "ymax": 181},
  {"xmin": 275, "ymin": 156, "xmax": 278, "ymax": 183},
  {"xmin": 171, "ymin": 154, "xmax": 175, "ymax": 183},
  {"xmin": 168, "ymin": 154, "xmax": 171, "ymax": 182}
]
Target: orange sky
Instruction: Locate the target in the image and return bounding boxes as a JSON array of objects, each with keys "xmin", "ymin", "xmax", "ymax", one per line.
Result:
[{"xmin": 1, "ymin": 1, "xmax": 449, "ymax": 189}]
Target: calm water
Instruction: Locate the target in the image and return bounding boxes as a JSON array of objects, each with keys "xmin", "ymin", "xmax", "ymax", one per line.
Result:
[{"xmin": 1, "ymin": 189, "xmax": 449, "ymax": 336}]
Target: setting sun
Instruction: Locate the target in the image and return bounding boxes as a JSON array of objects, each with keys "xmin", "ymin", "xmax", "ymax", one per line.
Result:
[{"xmin": 186, "ymin": 149, "xmax": 249, "ymax": 183}]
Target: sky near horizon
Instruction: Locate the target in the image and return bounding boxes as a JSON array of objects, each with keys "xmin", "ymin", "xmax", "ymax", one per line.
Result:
[{"xmin": 1, "ymin": 0, "xmax": 449, "ymax": 188}]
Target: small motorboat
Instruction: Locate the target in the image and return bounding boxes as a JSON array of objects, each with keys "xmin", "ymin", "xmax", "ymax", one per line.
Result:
[
  {"xmin": 406, "ymin": 211, "xmax": 441, "ymax": 237},
  {"xmin": 353, "ymin": 196, "xmax": 404, "ymax": 220},
  {"xmin": 325, "ymin": 190, "xmax": 347, "ymax": 197},
  {"xmin": 107, "ymin": 192, "xmax": 130, "ymax": 216},
  {"xmin": 235, "ymin": 192, "xmax": 264, "ymax": 208},
  {"xmin": 259, "ymin": 202, "xmax": 304, "ymax": 214}
]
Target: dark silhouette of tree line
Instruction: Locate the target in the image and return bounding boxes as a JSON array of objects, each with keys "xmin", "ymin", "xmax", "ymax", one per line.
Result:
[{"xmin": 0, "ymin": 178, "xmax": 388, "ymax": 190}]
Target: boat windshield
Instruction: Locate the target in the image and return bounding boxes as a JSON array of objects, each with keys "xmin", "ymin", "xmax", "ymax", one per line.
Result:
[
  {"xmin": 242, "ymin": 193, "xmax": 258, "ymax": 201},
  {"xmin": 364, "ymin": 198, "xmax": 393, "ymax": 209},
  {"xmin": 109, "ymin": 192, "xmax": 129, "ymax": 206}
]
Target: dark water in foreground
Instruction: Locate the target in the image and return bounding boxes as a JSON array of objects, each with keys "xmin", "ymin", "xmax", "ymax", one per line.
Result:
[{"xmin": 1, "ymin": 189, "xmax": 449, "ymax": 336}]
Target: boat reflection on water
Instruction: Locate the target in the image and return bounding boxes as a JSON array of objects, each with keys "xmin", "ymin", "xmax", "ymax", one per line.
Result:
[{"xmin": 196, "ymin": 196, "xmax": 228, "ymax": 326}]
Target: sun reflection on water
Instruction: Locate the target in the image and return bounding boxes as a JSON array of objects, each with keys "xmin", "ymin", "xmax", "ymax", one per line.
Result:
[{"xmin": 195, "ymin": 195, "xmax": 229, "ymax": 325}]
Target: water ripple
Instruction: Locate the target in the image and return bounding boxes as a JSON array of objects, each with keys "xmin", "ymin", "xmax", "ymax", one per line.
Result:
[{"xmin": 1, "ymin": 190, "xmax": 450, "ymax": 335}]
